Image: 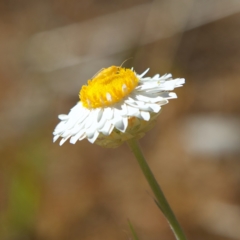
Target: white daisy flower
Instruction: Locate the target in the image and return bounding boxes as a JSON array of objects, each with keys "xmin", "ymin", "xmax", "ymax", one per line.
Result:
[{"xmin": 53, "ymin": 66, "xmax": 185, "ymax": 148}]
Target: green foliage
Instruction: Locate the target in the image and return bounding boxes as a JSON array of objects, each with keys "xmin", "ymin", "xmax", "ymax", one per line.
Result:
[{"xmin": 128, "ymin": 219, "xmax": 140, "ymax": 240}]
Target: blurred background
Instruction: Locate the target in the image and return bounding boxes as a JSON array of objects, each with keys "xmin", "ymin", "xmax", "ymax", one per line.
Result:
[{"xmin": 1, "ymin": 0, "xmax": 240, "ymax": 239}]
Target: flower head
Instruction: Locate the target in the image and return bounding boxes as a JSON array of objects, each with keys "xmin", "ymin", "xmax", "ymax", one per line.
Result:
[{"xmin": 53, "ymin": 66, "xmax": 185, "ymax": 148}]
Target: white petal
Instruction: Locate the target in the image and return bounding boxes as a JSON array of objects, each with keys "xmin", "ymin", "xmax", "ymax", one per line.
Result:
[
  {"xmin": 113, "ymin": 117, "xmax": 128, "ymax": 132},
  {"xmin": 86, "ymin": 127, "xmax": 97, "ymax": 138},
  {"xmin": 158, "ymin": 78, "xmax": 185, "ymax": 91},
  {"xmin": 159, "ymin": 92, "xmax": 177, "ymax": 99},
  {"xmin": 100, "ymin": 121, "xmax": 113, "ymax": 135},
  {"xmin": 178, "ymin": 78, "xmax": 185, "ymax": 86},
  {"xmin": 126, "ymin": 105, "xmax": 139, "ymax": 116},
  {"xmin": 53, "ymin": 135, "xmax": 60, "ymax": 142},
  {"xmin": 126, "ymin": 100, "xmax": 152, "ymax": 111},
  {"xmin": 168, "ymin": 92, "xmax": 177, "ymax": 99},
  {"xmin": 152, "ymin": 74, "xmax": 160, "ymax": 79},
  {"xmin": 134, "ymin": 94, "xmax": 163, "ymax": 103},
  {"xmin": 137, "ymin": 82, "xmax": 160, "ymax": 91},
  {"xmin": 69, "ymin": 123, "xmax": 85, "ymax": 135},
  {"xmin": 96, "ymin": 117, "xmax": 107, "ymax": 130},
  {"xmin": 59, "ymin": 135, "xmax": 71, "ymax": 146},
  {"xmin": 84, "ymin": 108, "xmax": 102, "ymax": 130},
  {"xmin": 54, "ymin": 121, "xmax": 67, "ymax": 133},
  {"xmin": 70, "ymin": 130, "xmax": 85, "ymax": 144},
  {"xmin": 122, "ymin": 117, "xmax": 128, "ymax": 131},
  {"xmin": 62, "ymin": 130, "xmax": 72, "ymax": 138},
  {"xmin": 86, "ymin": 125, "xmax": 97, "ymax": 138},
  {"xmin": 104, "ymin": 107, "xmax": 114, "ymax": 120},
  {"xmin": 97, "ymin": 108, "xmax": 104, "ymax": 122},
  {"xmin": 96, "ymin": 107, "xmax": 112, "ymax": 129},
  {"xmin": 65, "ymin": 106, "xmax": 90, "ymax": 129},
  {"xmin": 88, "ymin": 131, "xmax": 99, "ymax": 143},
  {"xmin": 79, "ymin": 133, "xmax": 86, "ymax": 141},
  {"xmin": 137, "ymin": 68, "xmax": 150, "ymax": 78},
  {"xmin": 84, "ymin": 110, "xmax": 97, "ymax": 129},
  {"xmin": 140, "ymin": 111, "xmax": 150, "ymax": 121},
  {"xmin": 111, "ymin": 108, "xmax": 122, "ymax": 124},
  {"xmin": 149, "ymin": 104, "xmax": 161, "ymax": 113},
  {"xmin": 114, "ymin": 103, "xmax": 128, "ymax": 116},
  {"xmin": 58, "ymin": 114, "xmax": 69, "ymax": 120},
  {"xmin": 120, "ymin": 103, "xmax": 128, "ymax": 116}
]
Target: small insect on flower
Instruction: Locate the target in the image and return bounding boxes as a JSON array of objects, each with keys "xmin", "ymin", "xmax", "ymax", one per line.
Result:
[{"xmin": 53, "ymin": 64, "xmax": 185, "ymax": 148}]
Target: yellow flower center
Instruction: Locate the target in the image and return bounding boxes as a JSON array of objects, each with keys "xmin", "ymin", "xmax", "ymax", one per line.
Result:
[{"xmin": 80, "ymin": 66, "xmax": 139, "ymax": 108}]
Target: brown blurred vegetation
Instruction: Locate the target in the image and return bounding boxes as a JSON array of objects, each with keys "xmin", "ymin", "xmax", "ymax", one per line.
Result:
[{"xmin": 0, "ymin": 0, "xmax": 240, "ymax": 240}]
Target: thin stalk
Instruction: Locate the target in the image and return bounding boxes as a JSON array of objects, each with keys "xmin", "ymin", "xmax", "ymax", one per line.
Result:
[
  {"xmin": 128, "ymin": 219, "xmax": 140, "ymax": 240},
  {"xmin": 127, "ymin": 138, "xmax": 187, "ymax": 240}
]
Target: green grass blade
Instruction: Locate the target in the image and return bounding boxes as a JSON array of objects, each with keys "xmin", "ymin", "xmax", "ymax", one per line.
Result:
[{"xmin": 128, "ymin": 219, "xmax": 140, "ymax": 240}]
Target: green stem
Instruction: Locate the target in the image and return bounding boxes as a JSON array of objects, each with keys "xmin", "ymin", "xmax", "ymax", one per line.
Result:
[{"xmin": 127, "ymin": 138, "xmax": 187, "ymax": 240}]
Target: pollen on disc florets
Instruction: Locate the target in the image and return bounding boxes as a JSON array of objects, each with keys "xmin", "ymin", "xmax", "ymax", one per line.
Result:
[{"xmin": 80, "ymin": 66, "xmax": 139, "ymax": 108}]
